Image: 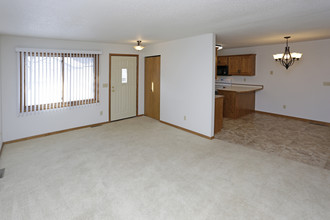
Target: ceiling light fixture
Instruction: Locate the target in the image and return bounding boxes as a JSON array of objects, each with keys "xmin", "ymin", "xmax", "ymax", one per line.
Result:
[
  {"xmin": 273, "ymin": 36, "xmax": 302, "ymax": 69},
  {"xmin": 216, "ymin": 44, "xmax": 223, "ymax": 50},
  {"xmin": 134, "ymin": 40, "xmax": 144, "ymax": 51}
]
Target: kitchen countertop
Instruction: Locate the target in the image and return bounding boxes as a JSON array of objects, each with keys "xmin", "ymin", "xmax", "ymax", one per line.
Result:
[{"xmin": 217, "ymin": 85, "xmax": 263, "ymax": 93}]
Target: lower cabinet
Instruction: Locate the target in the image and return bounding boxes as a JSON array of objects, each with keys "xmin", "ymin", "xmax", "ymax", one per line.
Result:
[
  {"xmin": 217, "ymin": 90, "xmax": 255, "ymax": 119},
  {"xmin": 214, "ymin": 96, "xmax": 224, "ymax": 133}
]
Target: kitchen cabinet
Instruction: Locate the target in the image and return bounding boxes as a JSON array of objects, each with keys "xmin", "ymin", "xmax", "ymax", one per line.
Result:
[
  {"xmin": 217, "ymin": 56, "xmax": 228, "ymax": 66},
  {"xmin": 217, "ymin": 85, "xmax": 262, "ymax": 119},
  {"xmin": 240, "ymin": 55, "xmax": 255, "ymax": 75},
  {"xmin": 214, "ymin": 95, "xmax": 224, "ymax": 133},
  {"xmin": 218, "ymin": 54, "xmax": 256, "ymax": 76},
  {"xmin": 228, "ymin": 56, "xmax": 240, "ymax": 75},
  {"xmin": 218, "ymin": 90, "xmax": 255, "ymax": 119}
]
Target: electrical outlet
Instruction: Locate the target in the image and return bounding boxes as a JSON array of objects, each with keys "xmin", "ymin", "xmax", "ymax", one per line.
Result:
[
  {"xmin": 184, "ymin": 116, "xmax": 187, "ymax": 120},
  {"xmin": 243, "ymin": 78, "xmax": 246, "ymax": 82},
  {"xmin": 323, "ymin": 82, "xmax": 330, "ymax": 86},
  {"xmin": 100, "ymin": 111, "xmax": 103, "ymax": 116},
  {"xmin": 270, "ymin": 70, "xmax": 274, "ymax": 75},
  {"xmin": 283, "ymin": 105, "xmax": 286, "ymax": 109}
]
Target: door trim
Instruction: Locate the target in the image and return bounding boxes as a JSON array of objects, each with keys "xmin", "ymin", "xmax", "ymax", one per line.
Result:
[{"xmin": 109, "ymin": 53, "xmax": 139, "ymax": 122}]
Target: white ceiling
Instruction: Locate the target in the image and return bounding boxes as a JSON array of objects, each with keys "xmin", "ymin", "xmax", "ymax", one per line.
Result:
[{"xmin": 1, "ymin": 0, "xmax": 330, "ymax": 48}]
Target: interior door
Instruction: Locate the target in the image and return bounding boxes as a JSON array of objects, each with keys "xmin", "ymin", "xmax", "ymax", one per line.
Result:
[
  {"xmin": 145, "ymin": 56, "xmax": 160, "ymax": 120},
  {"xmin": 110, "ymin": 55, "xmax": 137, "ymax": 121}
]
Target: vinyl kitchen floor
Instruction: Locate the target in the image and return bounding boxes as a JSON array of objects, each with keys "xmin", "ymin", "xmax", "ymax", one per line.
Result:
[{"xmin": 215, "ymin": 112, "xmax": 330, "ymax": 170}]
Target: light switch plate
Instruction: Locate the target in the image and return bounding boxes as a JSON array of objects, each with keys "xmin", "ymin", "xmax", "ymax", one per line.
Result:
[
  {"xmin": 323, "ymin": 82, "xmax": 330, "ymax": 86},
  {"xmin": 102, "ymin": 83, "xmax": 108, "ymax": 88}
]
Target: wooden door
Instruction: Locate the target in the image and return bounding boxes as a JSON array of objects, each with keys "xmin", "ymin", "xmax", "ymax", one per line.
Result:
[
  {"xmin": 110, "ymin": 55, "xmax": 137, "ymax": 121},
  {"xmin": 145, "ymin": 56, "xmax": 160, "ymax": 120}
]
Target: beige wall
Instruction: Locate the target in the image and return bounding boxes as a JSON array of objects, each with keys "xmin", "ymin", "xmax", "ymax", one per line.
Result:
[
  {"xmin": 142, "ymin": 33, "xmax": 216, "ymax": 137},
  {"xmin": 0, "ymin": 35, "xmax": 142, "ymax": 141}
]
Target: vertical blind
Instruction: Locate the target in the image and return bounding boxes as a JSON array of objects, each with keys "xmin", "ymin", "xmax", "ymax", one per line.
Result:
[{"xmin": 16, "ymin": 48, "xmax": 101, "ymax": 115}]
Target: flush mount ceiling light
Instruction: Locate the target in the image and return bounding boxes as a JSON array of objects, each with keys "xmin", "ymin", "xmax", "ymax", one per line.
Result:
[
  {"xmin": 273, "ymin": 36, "xmax": 302, "ymax": 69},
  {"xmin": 216, "ymin": 44, "xmax": 223, "ymax": 50},
  {"xmin": 134, "ymin": 40, "xmax": 144, "ymax": 51}
]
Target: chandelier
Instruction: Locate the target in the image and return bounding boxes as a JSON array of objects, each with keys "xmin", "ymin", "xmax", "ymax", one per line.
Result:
[{"xmin": 273, "ymin": 36, "xmax": 302, "ymax": 69}]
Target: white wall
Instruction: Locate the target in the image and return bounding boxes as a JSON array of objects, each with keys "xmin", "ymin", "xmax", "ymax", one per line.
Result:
[
  {"xmin": 218, "ymin": 38, "xmax": 330, "ymax": 123},
  {"xmin": 0, "ymin": 35, "xmax": 2, "ymax": 149},
  {"xmin": 0, "ymin": 35, "xmax": 145, "ymax": 142},
  {"xmin": 142, "ymin": 33, "xmax": 216, "ymax": 137}
]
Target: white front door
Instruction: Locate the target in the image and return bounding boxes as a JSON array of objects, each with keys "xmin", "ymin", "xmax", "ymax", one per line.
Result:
[{"xmin": 110, "ymin": 56, "xmax": 137, "ymax": 121}]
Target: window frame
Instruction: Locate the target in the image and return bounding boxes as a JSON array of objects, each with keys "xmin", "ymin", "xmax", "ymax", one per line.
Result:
[{"xmin": 19, "ymin": 52, "xmax": 100, "ymax": 113}]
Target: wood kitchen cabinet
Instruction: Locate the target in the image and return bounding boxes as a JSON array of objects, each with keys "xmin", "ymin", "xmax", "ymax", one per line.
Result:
[
  {"xmin": 240, "ymin": 55, "xmax": 255, "ymax": 75},
  {"xmin": 217, "ymin": 85, "xmax": 262, "ymax": 119},
  {"xmin": 214, "ymin": 95, "xmax": 224, "ymax": 133},
  {"xmin": 218, "ymin": 90, "xmax": 255, "ymax": 119},
  {"xmin": 228, "ymin": 56, "xmax": 240, "ymax": 75},
  {"xmin": 217, "ymin": 56, "xmax": 228, "ymax": 66},
  {"xmin": 218, "ymin": 54, "xmax": 256, "ymax": 76}
]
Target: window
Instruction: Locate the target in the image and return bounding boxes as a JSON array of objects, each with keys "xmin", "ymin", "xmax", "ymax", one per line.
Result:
[
  {"xmin": 17, "ymin": 50, "xmax": 100, "ymax": 113},
  {"xmin": 121, "ymin": 68, "xmax": 127, "ymax": 83}
]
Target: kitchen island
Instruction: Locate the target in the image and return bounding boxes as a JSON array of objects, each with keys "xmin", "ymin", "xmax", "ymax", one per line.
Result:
[{"xmin": 217, "ymin": 85, "xmax": 263, "ymax": 119}]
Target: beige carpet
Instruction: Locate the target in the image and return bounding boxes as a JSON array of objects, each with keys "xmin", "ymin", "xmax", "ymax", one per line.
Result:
[{"xmin": 0, "ymin": 116, "xmax": 330, "ymax": 219}]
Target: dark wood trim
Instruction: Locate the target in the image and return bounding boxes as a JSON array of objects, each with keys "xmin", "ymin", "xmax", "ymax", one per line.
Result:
[
  {"xmin": 3, "ymin": 121, "xmax": 111, "ymax": 145},
  {"xmin": 19, "ymin": 52, "xmax": 22, "ymax": 113},
  {"xmin": 109, "ymin": 54, "xmax": 139, "ymax": 57},
  {"xmin": 145, "ymin": 55, "xmax": 161, "ymax": 58},
  {"xmin": 136, "ymin": 55, "xmax": 139, "ymax": 116},
  {"xmin": 255, "ymin": 110, "xmax": 330, "ymax": 127},
  {"xmin": 97, "ymin": 54, "xmax": 100, "ymax": 102},
  {"xmin": 160, "ymin": 120, "xmax": 214, "ymax": 140},
  {"xmin": 109, "ymin": 54, "xmax": 139, "ymax": 122},
  {"xmin": 109, "ymin": 54, "xmax": 111, "ymax": 121},
  {"xmin": 137, "ymin": 114, "xmax": 144, "ymax": 117}
]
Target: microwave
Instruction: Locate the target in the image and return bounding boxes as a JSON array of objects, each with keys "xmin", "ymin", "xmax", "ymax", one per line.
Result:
[{"xmin": 217, "ymin": 65, "xmax": 229, "ymax": 76}]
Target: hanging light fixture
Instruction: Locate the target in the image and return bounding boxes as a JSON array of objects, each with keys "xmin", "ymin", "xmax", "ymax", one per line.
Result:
[
  {"xmin": 134, "ymin": 40, "xmax": 144, "ymax": 51},
  {"xmin": 216, "ymin": 44, "xmax": 223, "ymax": 50},
  {"xmin": 273, "ymin": 36, "xmax": 302, "ymax": 69}
]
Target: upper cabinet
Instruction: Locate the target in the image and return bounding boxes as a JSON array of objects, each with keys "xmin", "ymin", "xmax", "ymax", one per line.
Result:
[
  {"xmin": 219, "ymin": 54, "xmax": 256, "ymax": 76},
  {"xmin": 217, "ymin": 56, "xmax": 228, "ymax": 66}
]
